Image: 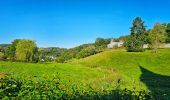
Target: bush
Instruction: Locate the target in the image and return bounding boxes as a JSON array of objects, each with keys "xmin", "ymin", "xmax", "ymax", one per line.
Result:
[
  {"xmin": 125, "ymin": 36, "xmax": 145, "ymax": 52},
  {"xmin": 76, "ymin": 48, "xmax": 98, "ymax": 59},
  {"xmin": 0, "ymin": 52, "xmax": 7, "ymax": 61},
  {"xmin": 0, "ymin": 76, "xmax": 154, "ymax": 100}
]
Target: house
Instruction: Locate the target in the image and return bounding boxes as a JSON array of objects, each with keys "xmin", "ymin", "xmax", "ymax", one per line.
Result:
[{"xmin": 107, "ymin": 39, "xmax": 124, "ymax": 48}]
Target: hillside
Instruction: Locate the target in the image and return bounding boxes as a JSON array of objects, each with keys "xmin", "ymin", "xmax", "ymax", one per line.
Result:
[
  {"xmin": 0, "ymin": 49, "xmax": 170, "ymax": 99},
  {"xmin": 0, "ymin": 44, "xmax": 10, "ymax": 49},
  {"xmin": 0, "ymin": 61, "xmax": 121, "ymax": 89},
  {"xmin": 72, "ymin": 49, "xmax": 170, "ymax": 97}
]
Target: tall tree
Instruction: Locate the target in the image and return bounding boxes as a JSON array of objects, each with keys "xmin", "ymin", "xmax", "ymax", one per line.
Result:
[
  {"xmin": 166, "ymin": 23, "xmax": 170, "ymax": 43},
  {"xmin": 125, "ymin": 17, "xmax": 146, "ymax": 52},
  {"xmin": 148, "ymin": 22, "xmax": 166, "ymax": 52},
  {"xmin": 15, "ymin": 39, "xmax": 37, "ymax": 62}
]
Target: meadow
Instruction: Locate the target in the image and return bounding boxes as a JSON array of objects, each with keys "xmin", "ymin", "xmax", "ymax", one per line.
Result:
[
  {"xmin": 0, "ymin": 61, "xmax": 120, "ymax": 89},
  {"xmin": 0, "ymin": 48, "xmax": 170, "ymax": 99}
]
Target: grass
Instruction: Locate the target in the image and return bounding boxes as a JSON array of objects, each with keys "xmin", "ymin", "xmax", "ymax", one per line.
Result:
[
  {"xmin": 72, "ymin": 49, "xmax": 170, "ymax": 90},
  {"xmin": 0, "ymin": 48, "xmax": 170, "ymax": 99},
  {"xmin": 0, "ymin": 61, "xmax": 121, "ymax": 89}
]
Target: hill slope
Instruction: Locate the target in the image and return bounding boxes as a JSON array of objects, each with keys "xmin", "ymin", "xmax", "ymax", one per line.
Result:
[
  {"xmin": 72, "ymin": 49, "xmax": 170, "ymax": 92},
  {"xmin": 0, "ymin": 61, "xmax": 121, "ymax": 89}
]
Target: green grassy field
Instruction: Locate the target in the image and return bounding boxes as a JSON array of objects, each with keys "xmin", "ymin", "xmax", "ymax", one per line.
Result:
[
  {"xmin": 72, "ymin": 48, "xmax": 170, "ymax": 98},
  {"xmin": 73, "ymin": 49, "xmax": 170, "ymax": 84},
  {"xmin": 0, "ymin": 48, "xmax": 170, "ymax": 99},
  {"xmin": 0, "ymin": 61, "xmax": 121, "ymax": 89}
]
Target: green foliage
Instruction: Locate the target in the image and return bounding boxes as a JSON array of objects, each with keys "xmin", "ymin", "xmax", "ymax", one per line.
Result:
[
  {"xmin": 0, "ymin": 44, "xmax": 10, "ymax": 49},
  {"xmin": 0, "ymin": 76, "xmax": 153, "ymax": 99},
  {"xmin": 53, "ymin": 43, "xmax": 103, "ymax": 63},
  {"xmin": 0, "ymin": 52, "xmax": 4, "ymax": 56},
  {"xmin": 125, "ymin": 17, "xmax": 146, "ymax": 52},
  {"xmin": 13, "ymin": 38, "xmax": 111, "ymax": 63},
  {"xmin": 95, "ymin": 38, "xmax": 111, "ymax": 50},
  {"xmin": 1, "ymin": 49, "xmax": 170, "ymax": 99},
  {"xmin": 148, "ymin": 23, "xmax": 167, "ymax": 51},
  {"xmin": 0, "ymin": 52, "xmax": 6, "ymax": 60},
  {"xmin": 125, "ymin": 36, "xmax": 145, "ymax": 52},
  {"xmin": 15, "ymin": 39, "xmax": 38, "ymax": 62},
  {"xmin": 166, "ymin": 23, "xmax": 170, "ymax": 43},
  {"xmin": 73, "ymin": 48, "xmax": 170, "ymax": 98},
  {"xmin": 5, "ymin": 39, "xmax": 21, "ymax": 60},
  {"xmin": 58, "ymin": 51, "xmax": 75, "ymax": 62},
  {"xmin": 76, "ymin": 47, "xmax": 98, "ymax": 59},
  {"xmin": 0, "ymin": 45, "xmax": 7, "ymax": 60},
  {"xmin": 118, "ymin": 35, "xmax": 129, "ymax": 42},
  {"xmin": 0, "ymin": 44, "xmax": 10, "ymax": 53},
  {"xmin": 38, "ymin": 47, "xmax": 67, "ymax": 62}
]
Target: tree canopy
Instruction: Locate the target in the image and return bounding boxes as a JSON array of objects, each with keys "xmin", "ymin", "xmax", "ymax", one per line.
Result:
[
  {"xmin": 148, "ymin": 22, "xmax": 166, "ymax": 51},
  {"xmin": 166, "ymin": 23, "xmax": 170, "ymax": 43},
  {"xmin": 5, "ymin": 39, "xmax": 21, "ymax": 60},
  {"xmin": 125, "ymin": 17, "xmax": 146, "ymax": 52},
  {"xmin": 15, "ymin": 39, "xmax": 38, "ymax": 62}
]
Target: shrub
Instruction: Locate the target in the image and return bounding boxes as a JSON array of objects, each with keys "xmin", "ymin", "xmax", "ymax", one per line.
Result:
[{"xmin": 0, "ymin": 76, "xmax": 154, "ymax": 100}]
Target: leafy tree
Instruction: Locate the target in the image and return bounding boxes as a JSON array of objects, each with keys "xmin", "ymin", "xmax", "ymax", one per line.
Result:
[
  {"xmin": 15, "ymin": 39, "xmax": 37, "ymax": 62},
  {"xmin": 166, "ymin": 23, "xmax": 170, "ymax": 43},
  {"xmin": 76, "ymin": 46, "xmax": 97, "ymax": 59},
  {"xmin": 125, "ymin": 17, "xmax": 146, "ymax": 52},
  {"xmin": 5, "ymin": 39, "xmax": 21, "ymax": 60},
  {"xmin": 95, "ymin": 38, "xmax": 111, "ymax": 50},
  {"xmin": 118, "ymin": 35, "xmax": 129, "ymax": 42},
  {"xmin": 148, "ymin": 22, "xmax": 166, "ymax": 52}
]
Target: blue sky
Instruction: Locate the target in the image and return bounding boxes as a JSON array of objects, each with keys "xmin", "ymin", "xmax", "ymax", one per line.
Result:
[{"xmin": 0, "ymin": 0, "xmax": 170, "ymax": 48}]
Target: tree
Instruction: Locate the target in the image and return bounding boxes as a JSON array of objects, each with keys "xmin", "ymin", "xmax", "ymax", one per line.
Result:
[
  {"xmin": 125, "ymin": 17, "xmax": 146, "ymax": 52},
  {"xmin": 15, "ymin": 39, "xmax": 37, "ymax": 62},
  {"xmin": 76, "ymin": 46, "xmax": 96, "ymax": 59},
  {"xmin": 118, "ymin": 35, "xmax": 129, "ymax": 42},
  {"xmin": 166, "ymin": 23, "xmax": 170, "ymax": 43},
  {"xmin": 5, "ymin": 39, "xmax": 21, "ymax": 60},
  {"xmin": 148, "ymin": 22, "xmax": 166, "ymax": 52},
  {"xmin": 95, "ymin": 38, "xmax": 111, "ymax": 50}
]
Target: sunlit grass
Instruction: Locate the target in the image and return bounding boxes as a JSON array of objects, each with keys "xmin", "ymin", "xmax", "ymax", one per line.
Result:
[{"xmin": 72, "ymin": 48, "xmax": 170, "ymax": 90}]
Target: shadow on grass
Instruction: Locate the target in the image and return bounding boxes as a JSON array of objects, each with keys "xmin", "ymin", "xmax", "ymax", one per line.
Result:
[{"xmin": 139, "ymin": 66, "xmax": 170, "ymax": 99}]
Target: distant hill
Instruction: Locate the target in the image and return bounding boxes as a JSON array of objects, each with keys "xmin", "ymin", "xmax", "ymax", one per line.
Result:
[
  {"xmin": 0, "ymin": 44, "xmax": 10, "ymax": 52},
  {"xmin": 0, "ymin": 44, "xmax": 10, "ymax": 49}
]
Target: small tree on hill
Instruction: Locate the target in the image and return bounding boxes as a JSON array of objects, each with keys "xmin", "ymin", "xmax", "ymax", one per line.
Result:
[{"xmin": 125, "ymin": 17, "xmax": 146, "ymax": 52}]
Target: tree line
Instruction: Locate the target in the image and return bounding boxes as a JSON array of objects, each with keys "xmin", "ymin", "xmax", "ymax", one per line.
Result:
[
  {"xmin": 0, "ymin": 17, "xmax": 170, "ymax": 62},
  {"xmin": 0, "ymin": 38, "xmax": 110, "ymax": 62},
  {"xmin": 125, "ymin": 17, "xmax": 170, "ymax": 52}
]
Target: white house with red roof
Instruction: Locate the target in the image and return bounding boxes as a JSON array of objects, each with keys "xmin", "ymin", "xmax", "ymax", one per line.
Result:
[{"xmin": 107, "ymin": 39, "xmax": 124, "ymax": 48}]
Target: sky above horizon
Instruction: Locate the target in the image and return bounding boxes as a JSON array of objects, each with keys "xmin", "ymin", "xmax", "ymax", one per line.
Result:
[{"xmin": 0, "ymin": 0, "xmax": 170, "ymax": 48}]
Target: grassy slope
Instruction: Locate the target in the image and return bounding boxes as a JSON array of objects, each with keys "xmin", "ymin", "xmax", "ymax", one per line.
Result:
[
  {"xmin": 0, "ymin": 49, "xmax": 170, "ymax": 92},
  {"xmin": 72, "ymin": 49, "xmax": 170, "ymax": 90},
  {"xmin": 0, "ymin": 61, "xmax": 121, "ymax": 89}
]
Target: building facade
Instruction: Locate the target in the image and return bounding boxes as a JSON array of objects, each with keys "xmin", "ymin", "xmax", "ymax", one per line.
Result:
[{"xmin": 107, "ymin": 39, "xmax": 124, "ymax": 48}]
